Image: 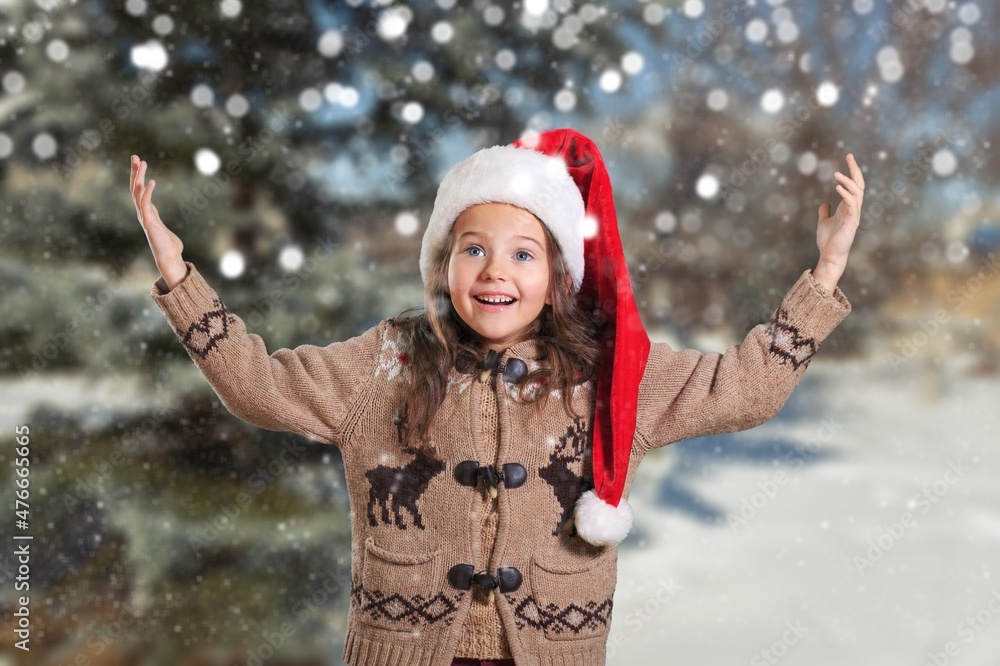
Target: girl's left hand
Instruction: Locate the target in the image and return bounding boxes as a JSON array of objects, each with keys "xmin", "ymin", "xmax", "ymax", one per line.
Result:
[{"xmin": 813, "ymin": 153, "xmax": 865, "ymax": 292}]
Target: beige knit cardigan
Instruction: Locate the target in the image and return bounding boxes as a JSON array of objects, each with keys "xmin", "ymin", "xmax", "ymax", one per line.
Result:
[{"xmin": 151, "ymin": 262, "xmax": 851, "ymax": 666}]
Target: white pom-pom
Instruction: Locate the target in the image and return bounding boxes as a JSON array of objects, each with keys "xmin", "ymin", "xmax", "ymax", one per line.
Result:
[{"xmin": 573, "ymin": 489, "xmax": 633, "ymax": 547}]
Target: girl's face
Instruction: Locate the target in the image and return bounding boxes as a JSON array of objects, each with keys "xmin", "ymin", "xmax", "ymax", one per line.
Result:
[{"xmin": 447, "ymin": 202, "xmax": 554, "ymax": 352}]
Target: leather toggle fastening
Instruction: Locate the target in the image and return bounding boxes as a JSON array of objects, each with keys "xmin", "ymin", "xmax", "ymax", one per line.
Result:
[
  {"xmin": 473, "ymin": 571, "xmax": 498, "ymax": 598},
  {"xmin": 448, "ymin": 563, "xmax": 523, "ymax": 603},
  {"xmin": 454, "ymin": 461, "xmax": 528, "ymax": 498},
  {"xmin": 498, "ymin": 357, "xmax": 528, "ymax": 383},
  {"xmin": 497, "ymin": 462, "xmax": 527, "ymax": 488},
  {"xmin": 456, "ymin": 350, "xmax": 529, "ymax": 384},
  {"xmin": 495, "ymin": 566, "xmax": 523, "ymax": 593}
]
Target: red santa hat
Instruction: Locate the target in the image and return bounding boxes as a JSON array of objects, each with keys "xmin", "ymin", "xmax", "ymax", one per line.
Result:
[{"xmin": 419, "ymin": 128, "xmax": 651, "ymax": 547}]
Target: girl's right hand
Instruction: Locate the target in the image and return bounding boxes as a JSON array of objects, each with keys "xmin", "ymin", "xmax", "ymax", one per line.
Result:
[{"xmin": 131, "ymin": 154, "xmax": 188, "ymax": 291}]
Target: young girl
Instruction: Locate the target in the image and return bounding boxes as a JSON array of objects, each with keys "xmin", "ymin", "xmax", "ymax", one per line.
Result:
[{"xmin": 131, "ymin": 128, "xmax": 863, "ymax": 666}]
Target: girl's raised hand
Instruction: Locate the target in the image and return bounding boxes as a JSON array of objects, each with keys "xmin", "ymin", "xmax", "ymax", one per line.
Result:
[
  {"xmin": 131, "ymin": 155, "xmax": 188, "ymax": 290},
  {"xmin": 813, "ymin": 153, "xmax": 865, "ymax": 292}
]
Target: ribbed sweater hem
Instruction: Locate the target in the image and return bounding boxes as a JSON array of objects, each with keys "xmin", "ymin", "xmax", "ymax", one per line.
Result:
[
  {"xmin": 342, "ymin": 627, "xmax": 608, "ymax": 666},
  {"xmin": 785, "ymin": 268, "xmax": 852, "ymax": 337},
  {"xmin": 537, "ymin": 651, "xmax": 607, "ymax": 666},
  {"xmin": 342, "ymin": 629, "xmax": 440, "ymax": 666}
]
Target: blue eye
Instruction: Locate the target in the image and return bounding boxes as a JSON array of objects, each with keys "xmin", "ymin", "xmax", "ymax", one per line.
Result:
[{"xmin": 463, "ymin": 246, "xmax": 533, "ymax": 261}]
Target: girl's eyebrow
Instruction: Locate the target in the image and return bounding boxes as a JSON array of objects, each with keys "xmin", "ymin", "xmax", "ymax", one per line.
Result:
[{"xmin": 457, "ymin": 231, "xmax": 545, "ymax": 251}]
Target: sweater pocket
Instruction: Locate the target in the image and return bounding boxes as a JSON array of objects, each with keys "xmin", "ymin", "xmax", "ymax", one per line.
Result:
[
  {"xmin": 529, "ymin": 548, "xmax": 617, "ymax": 641},
  {"xmin": 358, "ymin": 536, "xmax": 446, "ymax": 633}
]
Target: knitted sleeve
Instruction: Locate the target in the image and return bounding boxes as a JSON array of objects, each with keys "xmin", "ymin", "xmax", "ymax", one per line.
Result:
[
  {"xmin": 634, "ymin": 269, "xmax": 851, "ymax": 453},
  {"xmin": 149, "ymin": 261, "xmax": 383, "ymax": 447}
]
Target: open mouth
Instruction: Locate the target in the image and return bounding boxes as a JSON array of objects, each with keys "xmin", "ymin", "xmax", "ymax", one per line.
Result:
[{"xmin": 474, "ymin": 295, "xmax": 517, "ymax": 305}]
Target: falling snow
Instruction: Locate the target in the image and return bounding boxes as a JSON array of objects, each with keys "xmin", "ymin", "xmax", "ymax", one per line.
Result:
[{"xmin": 1, "ymin": 1, "xmax": 997, "ymax": 663}]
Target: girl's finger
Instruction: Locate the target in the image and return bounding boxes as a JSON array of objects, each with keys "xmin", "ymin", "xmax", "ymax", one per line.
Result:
[
  {"xmin": 140, "ymin": 178, "xmax": 153, "ymax": 215},
  {"xmin": 144, "ymin": 179, "xmax": 155, "ymax": 208},
  {"xmin": 836, "ymin": 184, "xmax": 854, "ymax": 204},
  {"xmin": 835, "ymin": 171, "xmax": 864, "ymax": 199},
  {"xmin": 847, "ymin": 154, "xmax": 865, "ymax": 191},
  {"xmin": 134, "ymin": 163, "xmax": 146, "ymax": 196},
  {"xmin": 836, "ymin": 185, "xmax": 858, "ymax": 214},
  {"xmin": 837, "ymin": 174, "xmax": 862, "ymax": 196}
]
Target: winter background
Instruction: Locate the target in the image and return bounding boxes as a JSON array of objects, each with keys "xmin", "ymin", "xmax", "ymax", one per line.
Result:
[{"xmin": 0, "ymin": 0, "xmax": 998, "ymax": 664}]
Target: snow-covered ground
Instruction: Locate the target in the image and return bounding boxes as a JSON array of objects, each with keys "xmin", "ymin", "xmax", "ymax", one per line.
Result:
[{"xmin": 613, "ymin": 353, "xmax": 1000, "ymax": 666}]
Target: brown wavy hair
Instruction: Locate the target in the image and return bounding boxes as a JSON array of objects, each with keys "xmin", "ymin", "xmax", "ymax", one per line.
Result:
[{"xmin": 388, "ymin": 213, "xmax": 604, "ymax": 456}]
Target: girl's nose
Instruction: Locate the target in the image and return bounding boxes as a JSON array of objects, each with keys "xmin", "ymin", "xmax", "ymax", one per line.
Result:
[{"xmin": 481, "ymin": 256, "xmax": 507, "ymax": 280}]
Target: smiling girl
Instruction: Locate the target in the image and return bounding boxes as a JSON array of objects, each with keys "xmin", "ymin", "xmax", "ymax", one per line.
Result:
[{"xmin": 132, "ymin": 128, "xmax": 863, "ymax": 666}]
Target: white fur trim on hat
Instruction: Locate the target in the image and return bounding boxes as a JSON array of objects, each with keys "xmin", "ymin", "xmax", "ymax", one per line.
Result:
[
  {"xmin": 573, "ymin": 488, "xmax": 634, "ymax": 547},
  {"xmin": 419, "ymin": 144, "xmax": 586, "ymax": 293}
]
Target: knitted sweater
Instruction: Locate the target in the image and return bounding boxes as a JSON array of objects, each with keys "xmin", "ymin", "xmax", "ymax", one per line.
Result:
[{"xmin": 150, "ymin": 262, "xmax": 851, "ymax": 666}]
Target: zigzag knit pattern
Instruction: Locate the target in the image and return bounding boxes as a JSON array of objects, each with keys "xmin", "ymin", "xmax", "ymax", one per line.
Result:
[
  {"xmin": 765, "ymin": 306, "xmax": 819, "ymax": 370},
  {"xmin": 179, "ymin": 298, "xmax": 237, "ymax": 360},
  {"xmin": 504, "ymin": 592, "xmax": 614, "ymax": 638},
  {"xmin": 351, "ymin": 573, "xmax": 463, "ymax": 629}
]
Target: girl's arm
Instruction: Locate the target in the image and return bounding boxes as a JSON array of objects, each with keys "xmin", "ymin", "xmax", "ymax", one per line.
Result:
[
  {"xmin": 133, "ymin": 156, "xmax": 383, "ymax": 445},
  {"xmin": 634, "ymin": 269, "xmax": 849, "ymax": 452},
  {"xmin": 634, "ymin": 154, "xmax": 864, "ymax": 452}
]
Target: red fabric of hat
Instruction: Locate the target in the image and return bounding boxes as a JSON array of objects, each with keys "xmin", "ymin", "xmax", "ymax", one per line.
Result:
[{"xmin": 514, "ymin": 129, "xmax": 651, "ymax": 546}]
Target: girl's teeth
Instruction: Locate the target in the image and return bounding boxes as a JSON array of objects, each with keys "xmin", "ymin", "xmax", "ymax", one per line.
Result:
[{"xmin": 478, "ymin": 296, "xmax": 513, "ymax": 304}]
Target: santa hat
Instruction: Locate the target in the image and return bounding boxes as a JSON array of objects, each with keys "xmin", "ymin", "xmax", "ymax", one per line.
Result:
[{"xmin": 419, "ymin": 128, "xmax": 651, "ymax": 547}]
